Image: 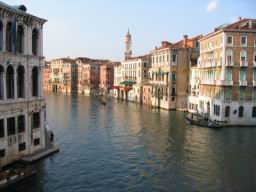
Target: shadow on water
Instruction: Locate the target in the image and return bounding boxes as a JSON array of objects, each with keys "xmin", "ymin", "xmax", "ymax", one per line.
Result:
[{"xmin": 24, "ymin": 92, "xmax": 256, "ymax": 192}]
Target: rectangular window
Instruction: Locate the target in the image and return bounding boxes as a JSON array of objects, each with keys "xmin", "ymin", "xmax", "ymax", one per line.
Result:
[
  {"xmin": 34, "ymin": 138, "xmax": 40, "ymax": 146},
  {"xmin": 18, "ymin": 115, "xmax": 25, "ymax": 133},
  {"xmin": 172, "ymin": 54, "xmax": 177, "ymax": 63},
  {"xmin": 0, "ymin": 119, "xmax": 4, "ymax": 138},
  {"xmin": 32, "ymin": 112, "xmax": 40, "ymax": 129},
  {"xmin": 253, "ymin": 89, "xmax": 256, "ymax": 100},
  {"xmin": 7, "ymin": 117, "xmax": 15, "ymax": 136},
  {"xmin": 226, "ymin": 69, "xmax": 232, "ymax": 81},
  {"xmin": 171, "ymin": 73, "xmax": 176, "ymax": 81},
  {"xmin": 241, "ymin": 36, "xmax": 247, "ymax": 46},
  {"xmin": 239, "ymin": 88, "xmax": 245, "ymax": 100},
  {"xmin": 239, "ymin": 68, "xmax": 246, "ymax": 81},
  {"xmin": 19, "ymin": 142, "xmax": 26, "ymax": 151},
  {"xmin": 0, "ymin": 149, "xmax": 5, "ymax": 158},
  {"xmin": 224, "ymin": 88, "xmax": 232, "ymax": 101},
  {"xmin": 227, "ymin": 36, "xmax": 233, "ymax": 45},
  {"xmin": 253, "ymin": 69, "xmax": 256, "ymax": 81}
]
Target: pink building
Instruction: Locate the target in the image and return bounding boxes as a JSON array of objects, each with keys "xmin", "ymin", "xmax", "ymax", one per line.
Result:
[{"xmin": 142, "ymin": 84, "xmax": 152, "ymax": 106}]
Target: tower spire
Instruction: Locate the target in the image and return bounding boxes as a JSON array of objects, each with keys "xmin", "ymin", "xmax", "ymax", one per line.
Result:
[{"xmin": 124, "ymin": 29, "xmax": 132, "ymax": 61}]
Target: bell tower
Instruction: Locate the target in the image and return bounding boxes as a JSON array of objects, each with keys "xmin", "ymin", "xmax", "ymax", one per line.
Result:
[{"xmin": 124, "ymin": 29, "xmax": 132, "ymax": 61}]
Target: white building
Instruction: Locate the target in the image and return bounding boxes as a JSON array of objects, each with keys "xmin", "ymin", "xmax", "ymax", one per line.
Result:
[{"xmin": 0, "ymin": 3, "xmax": 47, "ymax": 166}]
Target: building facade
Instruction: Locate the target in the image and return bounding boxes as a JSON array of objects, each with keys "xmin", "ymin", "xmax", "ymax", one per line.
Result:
[
  {"xmin": 0, "ymin": 3, "xmax": 47, "ymax": 166},
  {"xmin": 50, "ymin": 58, "xmax": 77, "ymax": 93},
  {"xmin": 150, "ymin": 36, "xmax": 200, "ymax": 110},
  {"xmin": 99, "ymin": 62, "xmax": 116, "ymax": 95},
  {"xmin": 43, "ymin": 61, "xmax": 51, "ymax": 91},
  {"xmin": 188, "ymin": 18, "xmax": 256, "ymax": 126}
]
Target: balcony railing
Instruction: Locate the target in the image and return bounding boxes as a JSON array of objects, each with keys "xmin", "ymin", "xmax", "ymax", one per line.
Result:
[
  {"xmin": 200, "ymin": 79, "xmax": 215, "ymax": 85},
  {"xmin": 215, "ymin": 80, "xmax": 233, "ymax": 86},
  {"xmin": 240, "ymin": 61, "xmax": 248, "ymax": 67},
  {"xmin": 225, "ymin": 61, "xmax": 234, "ymax": 67},
  {"xmin": 239, "ymin": 80, "xmax": 247, "ymax": 86}
]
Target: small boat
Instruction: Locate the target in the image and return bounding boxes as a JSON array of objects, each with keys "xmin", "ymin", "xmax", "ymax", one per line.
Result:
[
  {"xmin": 100, "ymin": 95, "xmax": 107, "ymax": 106},
  {"xmin": 184, "ymin": 112, "xmax": 225, "ymax": 128},
  {"xmin": 0, "ymin": 162, "xmax": 37, "ymax": 191}
]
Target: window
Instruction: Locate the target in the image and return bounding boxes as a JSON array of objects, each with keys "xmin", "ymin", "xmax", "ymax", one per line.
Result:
[
  {"xmin": 172, "ymin": 54, "xmax": 177, "ymax": 64},
  {"xmin": 16, "ymin": 25, "xmax": 24, "ymax": 54},
  {"xmin": 239, "ymin": 68, "xmax": 246, "ymax": 81},
  {"xmin": 214, "ymin": 105, "xmax": 220, "ymax": 116},
  {"xmin": 171, "ymin": 87, "xmax": 176, "ymax": 96},
  {"xmin": 32, "ymin": 112, "xmax": 40, "ymax": 129},
  {"xmin": 17, "ymin": 66, "xmax": 25, "ymax": 98},
  {"xmin": 227, "ymin": 36, "xmax": 233, "ymax": 45},
  {"xmin": 253, "ymin": 89, "xmax": 256, "ymax": 100},
  {"xmin": 240, "ymin": 36, "xmax": 247, "ymax": 46},
  {"xmin": 224, "ymin": 88, "xmax": 232, "ymax": 100},
  {"xmin": 253, "ymin": 69, "xmax": 256, "ymax": 81},
  {"xmin": 19, "ymin": 142, "xmax": 26, "ymax": 151},
  {"xmin": 0, "ymin": 119, "xmax": 4, "ymax": 138},
  {"xmin": 6, "ymin": 22, "xmax": 12, "ymax": 52},
  {"xmin": 32, "ymin": 67, "xmax": 39, "ymax": 97},
  {"xmin": 240, "ymin": 50, "xmax": 247, "ymax": 62},
  {"xmin": 239, "ymin": 88, "xmax": 245, "ymax": 100},
  {"xmin": 0, "ymin": 21, "xmax": 3, "ymax": 51},
  {"xmin": 32, "ymin": 29, "xmax": 39, "ymax": 55},
  {"xmin": 226, "ymin": 69, "xmax": 232, "ymax": 81},
  {"xmin": 7, "ymin": 117, "xmax": 15, "ymax": 136},
  {"xmin": 226, "ymin": 49, "xmax": 233, "ymax": 65},
  {"xmin": 171, "ymin": 72, "xmax": 176, "ymax": 81},
  {"xmin": 0, "ymin": 65, "xmax": 4, "ymax": 100},
  {"xmin": 238, "ymin": 106, "xmax": 244, "ymax": 117},
  {"xmin": 0, "ymin": 149, "xmax": 5, "ymax": 158},
  {"xmin": 6, "ymin": 65, "xmax": 14, "ymax": 99},
  {"xmin": 18, "ymin": 115, "xmax": 25, "ymax": 133},
  {"xmin": 252, "ymin": 107, "xmax": 256, "ymax": 118},
  {"xmin": 225, "ymin": 106, "xmax": 230, "ymax": 117},
  {"xmin": 34, "ymin": 138, "xmax": 40, "ymax": 146}
]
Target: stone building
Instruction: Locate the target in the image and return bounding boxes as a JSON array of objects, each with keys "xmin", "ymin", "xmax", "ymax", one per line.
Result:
[
  {"xmin": 188, "ymin": 18, "xmax": 256, "ymax": 126},
  {"xmin": 0, "ymin": 3, "xmax": 47, "ymax": 166},
  {"xmin": 99, "ymin": 62, "xmax": 117, "ymax": 95},
  {"xmin": 50, "ymin": 58, "xmax": 77, "ymax": 93},
  {"xmin": 150, "ymin": 35, "xmax": 201, "ymax": 110},
  {"xmin": 43, "ymin": 61, "xmax": 51, "ymax": 91}
]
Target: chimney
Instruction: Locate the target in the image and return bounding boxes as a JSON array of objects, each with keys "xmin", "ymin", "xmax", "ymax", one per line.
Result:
[
  {"xmin": 238, "ymin": 17, "xmax": 242, "ymax": 21},
  {"xmin": 249, "ymin": 20, "xmax": 253, "ymax": 28},
  {"xmin": 183, "ymin": 35, "xmax": 188, "ymax": 48}
]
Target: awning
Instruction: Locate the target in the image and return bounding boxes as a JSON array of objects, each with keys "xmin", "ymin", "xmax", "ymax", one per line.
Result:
[{"xmin": 119, "ymin": 80, "xmax": 135, "ymax": 86}]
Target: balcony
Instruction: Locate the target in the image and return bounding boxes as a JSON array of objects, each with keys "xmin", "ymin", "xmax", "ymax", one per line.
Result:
[
  {"xmin": 225, "ymin": 61, "xmax": 234, "ymax": 67},
  {"xmin": 216, "ymin": 61, "xmax": 222, "ymax": 67},
  {"xmin": 240, "ymin": 61, "xmax": 248, "ymax": 67},
  {"xmin": 239, "ymin": 80, "xmax": 247, "ymax": 86},
  {"xmin": 215, "ymin": 80, "xmax": 233, "ymax": 86},
  {"xmin": 200, "ymin": 79, "xmax": 215, "ymax": 85}
]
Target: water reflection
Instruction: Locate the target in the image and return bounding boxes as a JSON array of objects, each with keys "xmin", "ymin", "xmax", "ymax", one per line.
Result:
[{"xmin": 25, "ymin": 92, "xmax": 256, "ymax": 192}]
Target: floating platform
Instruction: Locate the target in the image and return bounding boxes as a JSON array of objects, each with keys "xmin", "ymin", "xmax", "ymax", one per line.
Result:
[{"xmin": 21, "ymin": 145, "xmax": 60, "ymax": 163}]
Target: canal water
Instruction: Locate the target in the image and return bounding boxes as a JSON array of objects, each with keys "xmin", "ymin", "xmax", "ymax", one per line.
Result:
[{"xmin": 27, "ymin": 92, "xmax": 256, "ymax": 192}]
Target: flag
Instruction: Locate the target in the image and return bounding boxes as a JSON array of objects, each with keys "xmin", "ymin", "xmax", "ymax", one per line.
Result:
[{"xmin": 11, "ymin": 18, "xmax": 16, "ymax": 54}]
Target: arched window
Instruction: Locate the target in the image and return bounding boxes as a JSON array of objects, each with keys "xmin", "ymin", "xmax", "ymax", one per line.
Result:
[
  {"xmin": 252, "ymin": 106, "xmax": 256, "ymax": 118},
  {"xmin": 17, "ymin": 65, "xmax": 25, "ymax": 98},
  {"xmin": 0, "ymin": 65, "xmax": 4, "ymax": 99},
  {"xmin": 226, "ymin": 49, "xmax": 233, "ymax": 65},
  {"xmin": 6, "ymin": 22, "xmax": 12, "ymax": 52},
  {"xmin": 238, "ymin": 106, "xmax": 244, "ymax": 118},
  {"xmin": 0, "ymin": 21, "xmax": 3, "ymax": 51},
  {"xmin": 32, "ymin": 67, "xmax": 39, "ymax": 96},
  {"xmin": 225, "ymin": 106, "xmax": 230, "ymax": 117},
  {"xmin": 240, "ymin": 50, "xmax": 247, "ymax": 62},
  {"xmin": 16, "ymin": 25, "xmax": 24, "ymax": 54},
  {"xmin": 32, "ymin": 29, "xmax": 38, "ymax": 55},
  {"xmin": 6, "ymin": 65, "xmax": 14, "ymax": 99}
]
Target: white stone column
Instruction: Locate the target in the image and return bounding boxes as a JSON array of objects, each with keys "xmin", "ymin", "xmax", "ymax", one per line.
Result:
[
  {"xmin": 3, "ymin": 74, "xmax": 6, "ymax": 100},
  {"xmin": 14, "ymin": 71, "xmax": 17, "ymax": 99},
  {"xmin": 2, "ymin": 23, "xmax": 6, "ymax": 51}
]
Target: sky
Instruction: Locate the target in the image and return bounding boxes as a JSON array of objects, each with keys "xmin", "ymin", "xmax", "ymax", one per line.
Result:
[{"xmin": 5, "ymin": 0, "xmax": 256, "ymax": 61}]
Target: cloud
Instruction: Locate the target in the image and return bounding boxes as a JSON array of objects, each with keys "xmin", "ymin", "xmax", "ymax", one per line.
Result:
[{"xmin": 206, "ymin": 0, "xmax": 219, "ymax": 12}]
